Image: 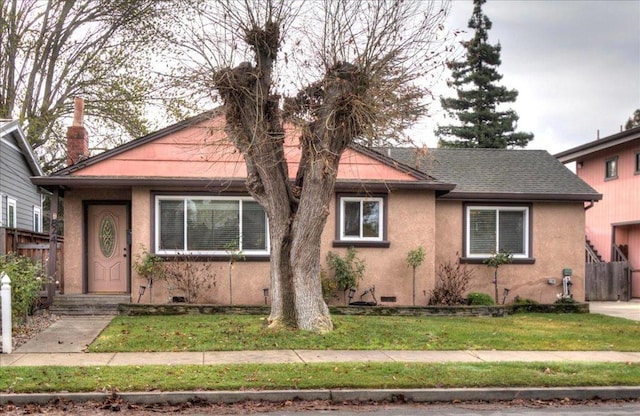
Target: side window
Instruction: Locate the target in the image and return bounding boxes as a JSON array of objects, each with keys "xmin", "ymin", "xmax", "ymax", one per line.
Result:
[
  {"xmin": 465, "ymin": 205, "xmax": 530, "ymax": 259},
  {"xmin": 635, "ymin": 151, "xmax": 640, "ymax": 175},
  {"xmin": 605, "ymin": 157, "xmax": 618, "ymax": 180},
  {"xmin": 338, "ymin": 196, "xmax": 384, "ymax": 241},
  {"xmin": 33, "ymin": 206, "xmax": 42, "ymax": 232},
  {"xmin": 7, "ymin": 197, "xmax": 17, "ymax": 228}
]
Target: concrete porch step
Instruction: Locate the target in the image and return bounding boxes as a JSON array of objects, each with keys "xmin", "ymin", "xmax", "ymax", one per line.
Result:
[{"xmin": 50, "ymin": 294, "xmax": 130, "ymax": 316}]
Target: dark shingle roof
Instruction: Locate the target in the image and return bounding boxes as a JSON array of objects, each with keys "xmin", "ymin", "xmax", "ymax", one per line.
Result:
[{"xmin": 384, "ymin": 147, "xmax": 601, "ymax": 201}]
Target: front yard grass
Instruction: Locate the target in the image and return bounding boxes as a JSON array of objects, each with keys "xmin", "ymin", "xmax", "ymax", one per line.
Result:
[
  {"xmin": 3, "ymin": 362, "xmax": 640, "ymax": 393},
  {"xmin": 88, "ymin": 313, "xmax": 640, "ymax": 352}
]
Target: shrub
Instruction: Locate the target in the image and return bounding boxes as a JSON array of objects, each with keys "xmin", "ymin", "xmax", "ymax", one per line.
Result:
[
  {"xmin": 467, "ymin": 292, "xmax": 495, "ymax": 306},
  {"xmin": 162, "ymin": 254, "xmax": 217, "ymax": 304},
  {"xmin": 512, "ymin": 295, "xmax": 538, "ymax": 305},
  {"xmin": 326, "ymin": 247, "xmax": 365, "ymax": 302},
  {"xmin": 0, "ymin": 254, "xmax": 47, "ymax": 325},
  {"xmin": 133, "ymin": 246, "xmax": 165, "ymax": 283},
  {"xmin": 554, "ymin": 297, "xmax": 576, "ymax": 305},
  {"xmin": 429, "ymin": 255, "xmax": 473, "ymax": 306}
]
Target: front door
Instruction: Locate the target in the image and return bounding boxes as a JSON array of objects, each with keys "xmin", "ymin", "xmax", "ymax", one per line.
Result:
[{"xmin": 88, "ymin": 205, "xmax": 129, "ymax": 293}]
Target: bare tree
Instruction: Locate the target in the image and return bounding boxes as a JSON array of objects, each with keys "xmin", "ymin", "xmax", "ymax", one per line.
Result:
[
  {"xmin": 0, "ymin": 0, "xmax": 173, "ymax": 172},
  {"xmin": 169, "ymin": 0, "xmax": 450, "ymax": 332}
]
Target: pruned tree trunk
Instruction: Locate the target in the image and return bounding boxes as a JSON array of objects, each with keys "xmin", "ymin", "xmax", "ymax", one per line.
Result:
[{"xmin": 203, "ymin": 0, "xmax": 448, "ymax": 332}]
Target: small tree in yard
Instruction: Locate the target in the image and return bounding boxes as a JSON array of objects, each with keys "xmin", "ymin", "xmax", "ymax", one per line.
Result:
[
  {"xmin": 166, "ymin": 0, "xmax": 450, "ymax": 331},
  {"xmin": 406, "ymin": 246, "xmax": 425, "ymax": 306},
  {"xmin": 484, "ymin": 249, "xmax": 512, "ymax": 304},
  {"xmin": 429, "ymin": 255, "xmax": 474, "ymax": 306}
]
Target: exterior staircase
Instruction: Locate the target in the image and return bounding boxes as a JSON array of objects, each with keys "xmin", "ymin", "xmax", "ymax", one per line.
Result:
[
  {"xmin": 585, "ymin": 238, "xmax": 603, "ymax": 263},
  {"xmin": 49, "ymin": 294, "xmax": 130, "ymax": 316}
]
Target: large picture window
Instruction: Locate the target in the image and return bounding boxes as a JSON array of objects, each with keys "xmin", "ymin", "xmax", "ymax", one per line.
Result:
[
  {"xmin": 339, "ymin": 197, "xmax": 384, "ymax": 241},
  {"xmin": 155, "ymin": 196, "xmax": 269, "ymax": 255},
  {"xmin": 465, "ymin": 205, "xmax": 530, "ymax": 258}
]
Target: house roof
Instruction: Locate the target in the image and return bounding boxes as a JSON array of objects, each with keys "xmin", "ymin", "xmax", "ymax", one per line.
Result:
[
  {"xmin": 383, "ymin": 147, "xmax": 602, "ymax": 202},
  {"xmin": 32, "ymin": 111, "xmax": 455, "ymax": 194},
  {"xmin": 0, "ymin": 120, "xmax": 43, "ymax": 176},
  {"xmin": 555, "ymin": 125, "xmax": 640, "ymax": 163}
]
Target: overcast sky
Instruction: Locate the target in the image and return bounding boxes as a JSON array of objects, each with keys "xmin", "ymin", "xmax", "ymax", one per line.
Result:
[{"xmin": 413, "ymin": 0, "xmax": 640, "ymax": 154}]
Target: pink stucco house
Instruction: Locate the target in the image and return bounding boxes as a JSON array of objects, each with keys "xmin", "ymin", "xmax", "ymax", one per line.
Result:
[
  {"xmin": 32, "ymin": 108, "xmax": 601, "ymax": 307},
  {"xmin": 556, "ymin": 126, "xmax": 640, "ymax": 298}
]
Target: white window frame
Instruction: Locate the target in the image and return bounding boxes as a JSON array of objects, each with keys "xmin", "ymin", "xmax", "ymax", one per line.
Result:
[
  {"xmin": 7, "ymin": 197, "xmax": 17, "ymax": 229},
  {"xmin": 339, "ymin": 196, "xmax": 384, "ymax": 242},
  {"xmin": 154, "ymin": 195, "xmax": 270, "ymax": 256},
  {"xmin": 33, "ymin": 206, "xmax": 42, "ymax": 232},
  {"xmin": 465, "ymin": 205, "xmax": 530, "ymax": 259}
]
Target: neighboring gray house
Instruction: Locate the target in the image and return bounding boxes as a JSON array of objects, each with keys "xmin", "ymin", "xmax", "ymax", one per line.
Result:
[{"xmin": 0, "ymin": 120, "xmax": 44, "ymax": 232}]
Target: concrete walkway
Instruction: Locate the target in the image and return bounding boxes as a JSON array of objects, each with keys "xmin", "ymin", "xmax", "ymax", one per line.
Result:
[
  {"xmin": 4, "ymin": 349, "xmax": 640, "ymax": 367},
  {"xmin": 589, "ymin": 300, "xmax": 640, "ymax": 321}
]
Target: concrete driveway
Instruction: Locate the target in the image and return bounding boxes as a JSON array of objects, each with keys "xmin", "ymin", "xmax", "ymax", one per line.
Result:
[{"xmin": 589, "ymin": 300, "xmax": 640, "ymax": 321}]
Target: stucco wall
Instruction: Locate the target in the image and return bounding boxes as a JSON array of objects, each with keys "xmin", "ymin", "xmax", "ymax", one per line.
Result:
[
  {"xmin": 62, "ymin": 186, "xmax": 437, "ymax": 306},
  {"xmin": 129, "ymin": 187, "xmax": 271, "ymax": 305},
  {"xmin": 62, "ymin": 187, "xmax": 585, "ymax": 305},
  {"xmin": 321, "ymin": 190, "xmax": 437, "ymax": 307},
  {"xmin": 435, "ymin": 200, "xmax": 586, "ymax": 304}
]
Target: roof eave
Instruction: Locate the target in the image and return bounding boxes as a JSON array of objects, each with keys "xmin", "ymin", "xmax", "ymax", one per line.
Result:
[
  {"xmin": 438, "ymin": 191, "xmax": 603, "ymax": 202},
  {"xmin": 1, "ymin": 120, "xmax": 44, "ymax": 176},
  {"xmin": 32, "ymin": 176, "xmax": 456, "ymax": 194},
  {"xmin": 555, "ymin": 126, "xmax": 640, "ymax": 163}
]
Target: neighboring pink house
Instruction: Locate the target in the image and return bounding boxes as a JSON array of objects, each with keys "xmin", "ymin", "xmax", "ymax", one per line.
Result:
[
  {"xmin": 32, "ymin": 108, "xmax": 601, "ymax": 306},
  {"xmin": 556, "ymin": 126, "xmax": 640, "ymax": 298}
]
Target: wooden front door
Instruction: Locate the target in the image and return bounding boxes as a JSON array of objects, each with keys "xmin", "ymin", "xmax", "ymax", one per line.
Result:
[{"xmin": 88, "ymin": 205, "xmax": 128, "ymax": 293}]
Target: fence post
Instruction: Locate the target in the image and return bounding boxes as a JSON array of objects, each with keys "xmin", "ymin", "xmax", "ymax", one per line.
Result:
[{"xmin": 1, "ymin": 272, "xmax": 11, "ymax": 354}]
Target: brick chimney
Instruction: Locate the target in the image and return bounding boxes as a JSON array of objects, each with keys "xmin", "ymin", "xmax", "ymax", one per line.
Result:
[{"xmin": 66, "ymin": 97, "xmax": 89, "ymax": 166}]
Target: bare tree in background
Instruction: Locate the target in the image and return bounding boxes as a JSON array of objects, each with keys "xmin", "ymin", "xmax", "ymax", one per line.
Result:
[
  {"xmin": 0, "ymin": 0, "xmax": 173, "ymax": 172},
  {"xmin": 170, "ymin": 0, "xmax": 450, "ymax": 332}
]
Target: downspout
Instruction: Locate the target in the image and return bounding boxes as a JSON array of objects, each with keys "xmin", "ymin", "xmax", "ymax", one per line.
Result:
[{"xmin": 584, "ymin": 200, "xmax": 595, "ymax": 211}]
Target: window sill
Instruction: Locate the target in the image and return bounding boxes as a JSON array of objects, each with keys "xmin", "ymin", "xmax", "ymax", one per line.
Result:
[
  {"xmin": 158, "ymin": 254, "xmax": 270, "ymax": 262},
  {"xmin": 460, "ymin": 257, "xmax": 536, "ymax": 265},
  {"xmin": 332, "ymin": 240, "xmax": 390, "ymax": 248}
]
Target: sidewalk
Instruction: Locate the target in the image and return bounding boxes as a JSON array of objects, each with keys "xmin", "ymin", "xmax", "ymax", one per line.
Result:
[{"xmin": 4, "ymin": 348, "xmax": 640, "ymax": 367}]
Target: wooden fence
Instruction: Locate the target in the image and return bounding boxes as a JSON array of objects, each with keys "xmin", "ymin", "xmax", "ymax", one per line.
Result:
[
  {"xmin": 0, "ymin": 227, "xmax": 64, "ymax": 286},
  {"xmin": 585, "ymin": 261, "xmax": 631, "ymax": 301}
]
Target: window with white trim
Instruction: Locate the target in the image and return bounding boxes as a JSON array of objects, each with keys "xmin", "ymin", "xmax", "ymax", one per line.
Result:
[
  {"xmin": 155, "ymin": 196, "xmax": 269, "ymax": 255},
  {"xmin": 33, "ymin": 206, "xmax": 42, "ymax": 232},
  {"xmin": 7, "ymin": 197, "xmax": 16, "ymax": 228},
  {"xmin": 465, "ymin": 205, "xmax": 530, "ymax": 258},
  {"xmin": 339, "ymin": 197, "xmax": 384, "ymax": 241}
]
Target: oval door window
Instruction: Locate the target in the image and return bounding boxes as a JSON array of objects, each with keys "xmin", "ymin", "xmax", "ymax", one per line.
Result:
[{"xmin": 99, "ymin": 215, "xmax": 117, "ymax": 258}]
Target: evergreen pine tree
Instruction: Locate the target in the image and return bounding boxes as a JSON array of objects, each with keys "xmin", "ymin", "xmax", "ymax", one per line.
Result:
[{"xmin": 437, "ymin": 0, "xmax": 533, "ymax": 148}]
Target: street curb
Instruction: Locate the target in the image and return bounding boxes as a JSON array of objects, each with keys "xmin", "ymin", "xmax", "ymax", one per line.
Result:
[{"xmin": 3, "ymin": 387, "xmax": 640, "ymax": 406}]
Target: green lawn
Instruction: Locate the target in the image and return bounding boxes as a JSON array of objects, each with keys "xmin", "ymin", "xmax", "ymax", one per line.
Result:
[
  {"xmin": 3, "ymin": 362, "xmax": 640, "ymax": 393},
  {"xmin": 88, "ymin": 313, "xmax": 640, "ymax": 352}
]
